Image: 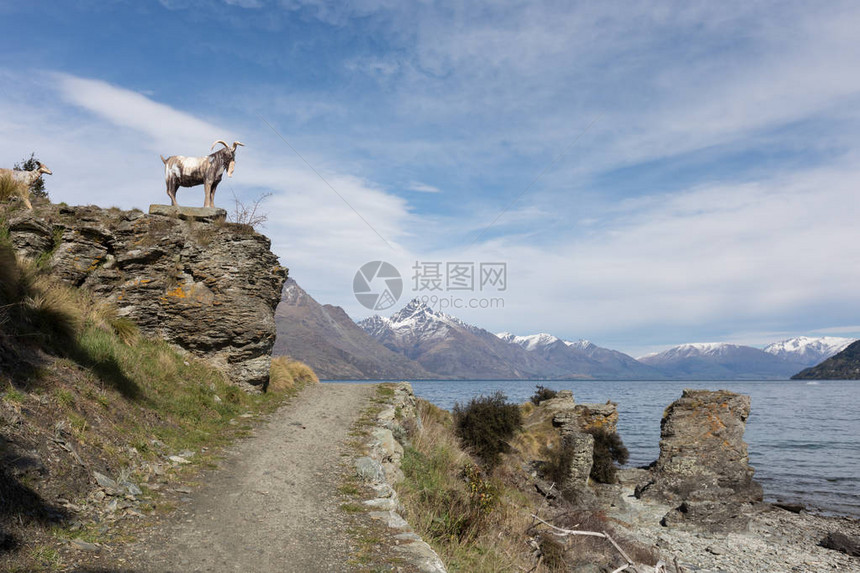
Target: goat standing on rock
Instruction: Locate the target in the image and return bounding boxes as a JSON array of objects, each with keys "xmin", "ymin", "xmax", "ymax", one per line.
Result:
[
  {"xmin": 0, "ymin": 162, "xmax": 52, "ymax": 210},
  {"xmin": 161, "ymin": 140, "xmax": 244, "ymax": 208}
]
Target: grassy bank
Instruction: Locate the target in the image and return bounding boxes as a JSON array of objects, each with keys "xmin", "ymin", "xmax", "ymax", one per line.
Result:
[
  {"xmin": 396, "ymin": 400, "xmax": 534, "ymax": 571},
  {"xmin": 395, "ymin": 395, "xmax": 657, "ymax": 573},
  {"xmin": 0, "ymin": 229, "xmax": 315, "ymax": 571}
]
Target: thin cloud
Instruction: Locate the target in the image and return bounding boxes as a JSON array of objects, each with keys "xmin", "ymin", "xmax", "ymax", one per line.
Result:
[{"xmin": 406, "ymin": 181, "xmax": 440, "ymax": 193}]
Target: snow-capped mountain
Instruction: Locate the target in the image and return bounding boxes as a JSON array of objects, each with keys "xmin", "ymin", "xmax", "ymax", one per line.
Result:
[
  {"xmin": 498, "ymin": 332, "xmax": 665, "ymax": 379},
  {"xmin": 497, "ymin": 332, "xmax": 562, "ymax": 351},
  {"xmin": 359, "ymin": 300, "xmax": 543, "ymax": 379},
  {"xmin": 273, "ymin": 280, "xmax": 433, "ymax": 380},
  {"xmin": 763, "ymin": 336, "xmax": 855, "ymax": 368},
  {"xmin": 360, "ymin": 303, "xmax": 660, "ymax": 379},
  {"xmin": 362, "ymin": 299, "xmax": 476, "ymax": 346},
  {"xmin": 638, "ymin": 342, "xmax": 801, "ymax": 380}
]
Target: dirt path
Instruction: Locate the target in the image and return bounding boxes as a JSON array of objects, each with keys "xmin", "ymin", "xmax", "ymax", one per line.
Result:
[{"xmin": 122, "ymin": 382, "xmax": 376, "ymax": 573}]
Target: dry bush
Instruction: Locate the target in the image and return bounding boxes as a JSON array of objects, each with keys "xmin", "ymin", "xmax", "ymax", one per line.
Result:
[
  {"xmin": 539, "ymin": 510, "xmax": 658, "ymax": 571},
  {"xmin": 268, "ymin": 356, "xmax": 319, "ymax": 393},
  {"xmin": 453, "ymin": 391, "xmax": 522, "ymax": 470},
  {"xmin": 587, "ymin": 428, "xmax": 629, "ymax": 484},
  {"xmin": 537, "ymin": 533, "xmax": 568, "ymax": 572},
  {"xmin": 229, "ymin": 191, "xmax": 271, "ymax": 229},
  {"xmin": 531, "ymin": 384, "xmax": 558, "ymax": 405}
]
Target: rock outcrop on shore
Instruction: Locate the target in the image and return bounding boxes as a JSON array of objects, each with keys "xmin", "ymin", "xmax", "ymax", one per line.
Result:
[
  {"xmin": 635, "ymin": 389, "xmax": 762, "ymax": 532},
  {"xmin": 6, "ymin": 204, "xmax": 287, "ymax": 389}
]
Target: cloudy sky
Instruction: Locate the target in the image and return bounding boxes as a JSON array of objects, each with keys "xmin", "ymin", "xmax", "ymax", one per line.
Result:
[{"xmin": 2, "ymin": 0, "xmax": 860, "ymax": 356}]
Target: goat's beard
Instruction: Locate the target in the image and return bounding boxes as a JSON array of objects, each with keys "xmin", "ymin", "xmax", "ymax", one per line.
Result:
[{"xmin": 227, "ymin": 160, "xmax": 235, "ymax": 177}]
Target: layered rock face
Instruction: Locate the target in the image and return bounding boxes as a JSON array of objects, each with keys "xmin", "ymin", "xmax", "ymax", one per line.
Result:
[
  {"xmin": 6, "ymin": 204, "xmax": 287, "ymax": 389},
  {"xmin": 636, "ymin": 389, "xmax": 762, "ymax": 532},
  {"xmin": 545, "ymin": 391, "xmax": 620, "ymax": 492}
]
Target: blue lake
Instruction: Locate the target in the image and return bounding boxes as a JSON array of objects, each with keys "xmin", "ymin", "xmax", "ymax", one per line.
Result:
[{"xmin": 330, "ymin": 379, "xmax": 860, "ymax": 517}]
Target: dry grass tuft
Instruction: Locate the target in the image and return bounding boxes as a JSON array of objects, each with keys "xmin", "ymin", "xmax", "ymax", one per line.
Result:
[
  {"xmin": 0, "ymin": 245, "xmax": 83, "ymax": 346},
  {"xmin": 268, "ymin": 356, "xmax": 319, "ymax": 393},
  {"xmin": 0, "ymin": 174, "xmax": 26, "ymax": 204}
]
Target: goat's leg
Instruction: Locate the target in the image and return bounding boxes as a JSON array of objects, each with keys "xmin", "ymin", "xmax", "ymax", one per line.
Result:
[
  {"xmin": 167, "ymin": 182, "xmax": 178, "ymax": 206},
  {"xmin": 22, "ymin": 192, "xmax": 32, "ymax": 210},
  {"xmin": 208, "ymin": 180, "xmax": 220, "ymax": 208}
]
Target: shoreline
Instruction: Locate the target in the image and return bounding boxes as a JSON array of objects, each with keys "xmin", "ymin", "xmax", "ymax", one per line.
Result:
[{"xmin": 609, "ymin": 469, "xmax": 860, "ymax": 572}]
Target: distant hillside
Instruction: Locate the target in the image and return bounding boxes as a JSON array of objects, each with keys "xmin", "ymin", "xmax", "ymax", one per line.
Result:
[
  {"xmin": 638, "ymin": 342, "xmax": 801, "ymax": 380},
  {"xmin": 792, "ymin": 340, "xmax": 860, "ymax": 379},
  {"xmin": 273, "ymin": 280, "xmax": 433, "ymax": 379}
]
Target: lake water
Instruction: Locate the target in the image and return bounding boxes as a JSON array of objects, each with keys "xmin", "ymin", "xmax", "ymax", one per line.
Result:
[{"xmin": 332, "ymin": 379, "xmax": 860, "ymax": 517}]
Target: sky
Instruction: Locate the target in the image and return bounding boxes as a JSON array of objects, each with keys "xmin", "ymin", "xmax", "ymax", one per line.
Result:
[{"xmin": 2, "ymin": 0, "xmax": 860, "ymax": 357}]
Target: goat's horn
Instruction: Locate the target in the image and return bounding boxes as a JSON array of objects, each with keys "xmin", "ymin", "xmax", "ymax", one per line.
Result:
[
  {"xmin": 232, "ymin": 141, "xmax": 245, "ymax": 149},
  {"xmin": 210, "ymin": 140, "xmax": 229, "ymax": 151}
]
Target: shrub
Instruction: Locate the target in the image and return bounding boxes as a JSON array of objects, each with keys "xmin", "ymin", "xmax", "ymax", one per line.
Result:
[
  {"xmin": 453, "ymin": 391, "xmax": 522, "ymax": 469},
  {"xmin": 542, "ymin": 440, "xmax": 575, "ymax": 491},
  {"xmin": 530, "ymin": 384, "xmax": 558, "ymax": 405},
  {"xmin": 588, "ymin": 428, "xmax": 629, "ymax": 484},
  {"xmin": 229, "ymin": 191, "xmax": 271, "ymax": 229}
]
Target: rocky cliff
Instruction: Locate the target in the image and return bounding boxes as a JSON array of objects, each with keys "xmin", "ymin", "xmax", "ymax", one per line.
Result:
[{"xmin": 5, "ymin": 204, "xmax": 287, "ymax": 389}]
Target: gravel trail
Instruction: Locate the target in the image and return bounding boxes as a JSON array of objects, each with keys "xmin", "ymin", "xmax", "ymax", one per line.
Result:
[{"xmin": 126, "ymin": 382, "xmax": 376, "ymax": 573}]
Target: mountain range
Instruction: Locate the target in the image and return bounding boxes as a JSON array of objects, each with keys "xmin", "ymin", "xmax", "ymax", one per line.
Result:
[
  {"xmin": 271, "ymin": 279, "xmax": 433, "ymax": 380},
  {"xmin": 273, "ymin": 282, "xmax": 855, "ymax": 380}
]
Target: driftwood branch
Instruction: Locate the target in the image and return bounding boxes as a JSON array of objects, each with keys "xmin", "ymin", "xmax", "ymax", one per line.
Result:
[{"xmin": 530, "ymin": 514, "xmax": 645, "ymax": 573}]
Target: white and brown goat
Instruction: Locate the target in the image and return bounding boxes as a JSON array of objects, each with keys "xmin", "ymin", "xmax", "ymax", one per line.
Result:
[
  {"xmin": 160, "ymin": 140, "xmax": 244, "ymax": 208},
  {"xmin": 0, "ymin": 162, "xmax": 52, "ymax": 210}
]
